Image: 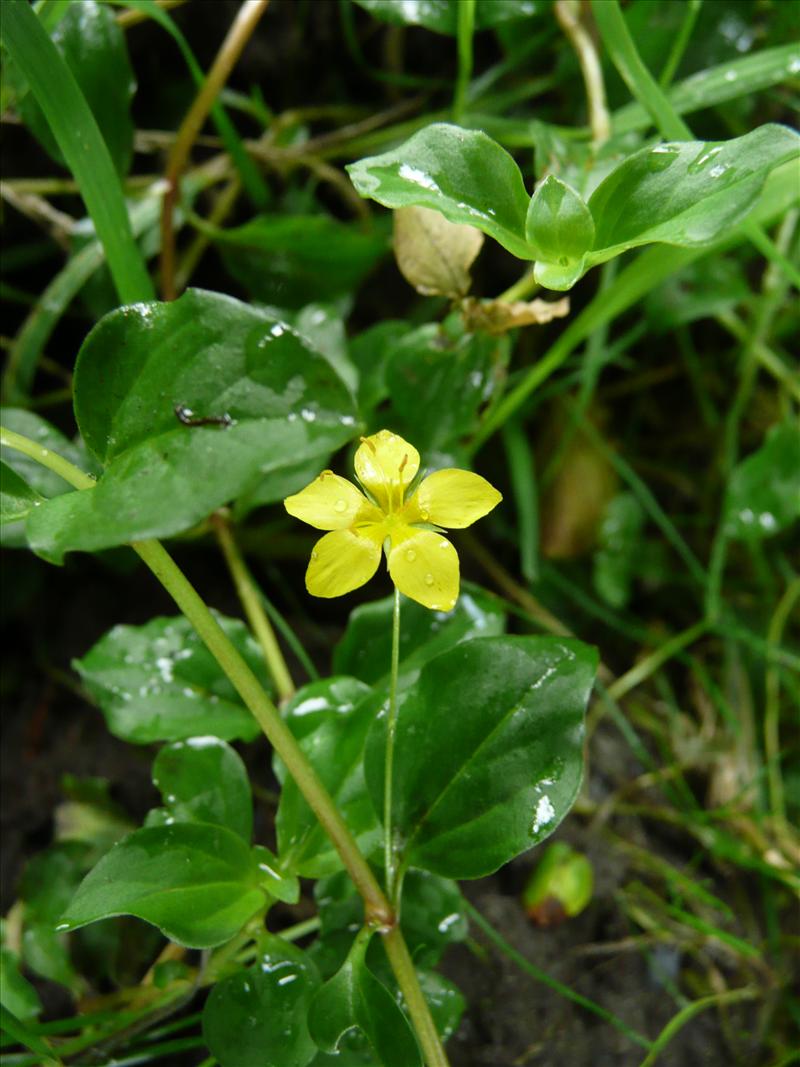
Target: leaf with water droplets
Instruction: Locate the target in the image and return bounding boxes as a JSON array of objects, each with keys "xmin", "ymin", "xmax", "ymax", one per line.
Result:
[
  {"xmin": 308, "ymin": 930, "xmax": 422, "ymax": 1067},
  {"xmin": 59, "ymin": 823, "xmax": 267, "ymax": 948},
  {"xmin": 25, "ymin": 289, "xmax": 358, "ymax": 562},
  {"xmin": 0, "ymin": 461, "xmax": 44, "ymax": 525},
  {"xmin": 275, "ymin": 678, "xmax": 382, "ymax": 877},
  {"xmin": 587, "ymin": 124, "xmax": 800, "ymax": 263},
  {"xmin": 202, "ymin": 936, "xmax": 321, "ymax": 1067},
  {"xmin": 347, "ymin": 123, "xmax": 533, "ymax": 259},
  {"xmin": 365, "ymin": 635, "xmax": 596, "ymax": 878},
  {"xmin": 74, "ymin": 614, "xmax": 268, "ymax": 744},
  {"xmin": 724, "ymin": 421, "xmax": 800, "ymax": 540},
  {"xmin": 152, "ymin": 737, "xmax": 253, "ymax": 842}
]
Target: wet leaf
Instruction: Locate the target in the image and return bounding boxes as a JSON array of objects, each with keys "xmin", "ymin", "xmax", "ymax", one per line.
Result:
[
  {"xmin": 202, "ymin": 936, "xmax": 321, "ymax": 1067},
  {"xmin": 59, "ymin": 823, "xmax": 266, "ymax": 948},
  {"xmin": 276, "ymin": 678, "xmax": 381, "ymax": 877},
  {"xmin": 365, "ymin": 636, "xmax": 596, "ymax": 878},
  {"xmin": 18, "ymin": 0, "xmax": 135, "ymax": 176},
  {"xmin": 152, "ymin": 737, "xmax": 253, "ymax": 842},
  {"xmin": 26, "ymin": 289, "xmax": 358, "ymax": 561},
  {"xmin": 347, "ymin": 124, "xmax": 532, "ymax": 259},
  {"xmin": 593, "ymin": 492, "xmax": 646, "ymax": 608},
  {"xmin": 724, "ymin": 421, "xmax": 800, "ymax": 539},
  {"xmin": 353, "ymin": 0, "xmax": 543, "ymax": 34},
  {"xmin": 334, "ymin": 584, "xmax": 505, "ymax": 687},
  {"xmin": 74, "ymin": 614, "xmax": 268, "ymax": 744},
  {"xmin": 0, "ymin": 462, "xmax": 43, "ymax": 525},
  {"xmin": 526, "ymin": 175, "xmax": 594, "ymax": 290},
  {"xmin": 308, "ymin": 931, "xmax": 421, "ymax": 1067},
  {"xmin": 587, "ymin": 125, "xmax": 800, "ymax": 263}
]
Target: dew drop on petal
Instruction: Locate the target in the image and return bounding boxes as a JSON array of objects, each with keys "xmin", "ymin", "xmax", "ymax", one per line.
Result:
[
  {"xmin": 405, "ymin": 548, "xmax": 417, "ymax": 562},
  {"xmin": 334, "ymin": 499, "xmax": 347, "ymax": 513},
  {"xmin": 420, "ymin": 508, "xmax": 430, "ymax": 521},
  {"xmin": 311, "ymin": 549, "xmax": 319, "ymax": 560},
  {"xmin": 424, "ymin": 573, "xmax": 435, "ymax": 586}
]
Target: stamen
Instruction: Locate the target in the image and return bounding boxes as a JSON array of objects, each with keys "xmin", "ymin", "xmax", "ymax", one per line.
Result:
[
  {"xmin": 398, "ymin": 454, "xmax": 408, "ymax": 475},
  {"xmin": 360, "ymin": 436, "xmax": 377, "ymax": 455}
]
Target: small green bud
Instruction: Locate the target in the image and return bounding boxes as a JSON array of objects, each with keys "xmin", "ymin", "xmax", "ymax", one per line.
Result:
[{"xmin": 522, "ymin": 842, "xmax": 594, "ymax": 926}]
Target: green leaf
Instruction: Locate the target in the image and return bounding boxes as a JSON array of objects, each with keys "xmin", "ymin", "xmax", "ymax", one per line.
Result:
[
  {"xmin": 334, "ymin": 585, "xmax": 505, "ymax": 687},
  {"xmin": 73, "ymin": 614, "xmax": 267, "ymax": 744},
  {"xmin": 398, "ymin": 870, "xmax": 468, "ymax": 967},
  {"xmin": 724, "ymin": 421, "xmax": 800, "ymax": 540},
  {"xmin": 526, "ymin": 175, "xmax": 594, "ymax": 291},
  {"xmin": 251, "ymin": 846, "xmax": 300, "ymax": 905},
  {"xmin": 18, "ymin": 0, "xmax": 135, "ymax": 176},
  {"xmin": 413, "ymin": 969, "xmax": 465, "ymax": 1042},
  {"xmin": 311, "ymin": 868, "xmax": 466, "ymax": 977},
  {"xmin": 213, "ymin": 214, "xmax": 389, "ymax": 309},
  {"xmin": 347, "ymin": 123, "xmax": 533, "ymax": 259},
  {"xmin": 385, "ymin": 326, "xmax": 509, "ymax": 453},
  {"xmin": 59, "ymin": 823, "xmax": 266, "ymax": 948},
  {"xmin": 0, "ymin": 0, "xmax": 152, "ymax": 304},
  {"xmin": 0, "ymin": 1005, "xmax": 57, "ymax": 1066},
  {"xmin": 25, "ymin": 289, "xmax": 358, "ymax": 560},
  {"xmin": 587, "ymin": 126, "xmax": 800, "ymax": 262},
  {"xmin": 613, "ymin": 43, "xmax": 800, "ymax": 135},
  {"xmin": 0, "ymin": 949, "xmax": 42, "ymax": 1023},
  {"xmin": 0, "ymin": 410, "xmax": 96, "ymax": 549},
  {"xmin": 0, "ymin": 462, "xmax": 43, "ymax": 525},
  {"xmin": 202, "ymin": 936, "xmax": 321, "ymax": 1067},
  {"xmin": 366, "ymin": 636, "xmax": 597, "ymax": 878},
  {"xmin": 276, "ymin": 679, "xmax": 381, "ymax": 877},
  {"xmin": 152, "ymin": 737, "xmax": 253, "ymax": 842},
  {"xmin": 593, "ymin": 492, "xmax": 645, "ymax": 609},
  {"xmin": 353, "ymin": 0, "xmax": 543, "ymax": 34},
  {"xmin": 308, "ymin": 930, "xmax": 422, "ymax": 1067}
]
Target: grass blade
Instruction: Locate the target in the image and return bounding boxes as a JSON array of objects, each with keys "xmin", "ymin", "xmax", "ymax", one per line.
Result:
[{"xmin": 1, "ymin": 0, "xmax": 153, "ymax": 304}]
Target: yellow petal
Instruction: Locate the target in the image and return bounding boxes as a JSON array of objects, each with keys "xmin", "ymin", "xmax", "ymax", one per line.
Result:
[
  {"xmin": 306, "ymin": 528, "xmax": 383, "ymax": 598},
  {"xmin": 285, "ymin": 471, "xmax": 380, "ymax": 530},
  {"xmin": 409, "ymin": 469, "xmax": 502, "ymax": 529},
  {"xmin": 388, "ymin": 529, "xmax": 459, "ymax": 611},
  {"xmin": 354, "ymin": 430, "xmax": 420, "ymax": 513}
]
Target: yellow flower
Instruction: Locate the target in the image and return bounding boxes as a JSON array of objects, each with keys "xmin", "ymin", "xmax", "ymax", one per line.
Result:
[{"xmin": 284, "ymin": 429, "xmax": 502, "ymax": 611}]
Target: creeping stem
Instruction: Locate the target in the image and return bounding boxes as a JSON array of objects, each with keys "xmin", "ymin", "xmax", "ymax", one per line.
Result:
[
  {"xmin": 384, "ymin": 585, "xmax": 402, "ymax": 902},
  {"xmin": 0, "ymin": 426, "xmax": 450, "ymax": 1067}
]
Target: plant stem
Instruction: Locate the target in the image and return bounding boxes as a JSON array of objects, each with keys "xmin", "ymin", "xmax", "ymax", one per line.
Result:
[
  {"xmin": 1, "ymin": 427, "xmax": 450, "ymax": 1067},
  {"xmin": 160, "ymin": 0, "xmax": 269, "ymax": 299},
  {"xmin": 658, "ymin": 0, "xmax": 701, "ymax": 88},
  {"xmin": 384, "ymin": 586, "xmax": 402, "ymax": 902},
  {"xmin": 212, "ymin": 511, "xmax": 295, "ymax": 701},
  {"xmin": 637, "ymin": 987, "xmax": 757, "ymax": 1067},
  {"xmin": 452, "ymin": 0, "xmax": 476, "ymax": 125},
  {"xmin": 764, "ymin": 578, "xmax": 800, "ymax": 826},
  {"xmin": 384, "ymin": 926, "xmax": 450, "ymax": 1067},
  {"xmin": 555, "ymin": 0, "xmax": 610, "ymax": 146}
]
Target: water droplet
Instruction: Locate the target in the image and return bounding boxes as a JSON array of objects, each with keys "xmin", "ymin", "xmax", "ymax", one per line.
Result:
[
  {"xmin": 647, "ymin": 144, "xmax": 680, "ymax": 172},
  {"xmin": 424, "ymin": 573, "xmax": 435, "ymax": 586},
  {"xmin": 405, "ymin": 548, "xmax": 417, "ymax": 562},
  {"xmin": 687, "ymin": 146, "xmax": 723, "ymax": 175},
  {"xmin": 311, "ymin": 549, "xmax": 319, "ymax": 560},
  {"xmin": 334, "ymin": 499, "xmax": 347, "ymax": 513},
  {"xmin": 419, "ymin": 508, "xmax": 430, "ymax": 521}
]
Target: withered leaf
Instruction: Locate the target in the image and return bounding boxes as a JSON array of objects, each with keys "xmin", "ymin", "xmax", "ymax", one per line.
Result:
[
  {"xmin": 461, "ymin": 295, "xmax": 570, "ymax": 336},
  {"xmin": 393, "ymin": 205, "xmax": 484, "ymax": 298}
]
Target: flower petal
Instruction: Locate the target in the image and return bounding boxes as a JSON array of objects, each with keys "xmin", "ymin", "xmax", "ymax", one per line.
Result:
[
  {"xmin": 306, "ymin": 528, "xmax": 383, "ymax": 598},
  {"xmin": 409, "ymin": 469, "xmax": 502, "ymax": 529},
  {"xmin": 388, "ymin": 530, "xmax": 459, "ymax": 611},
  {"xmin": 354, "ymin": 430, "xmax": 420, "ymax": 512},
  {"xmin": 285, "ymin": 471, "xmax": 380, "ymax": 530}
]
